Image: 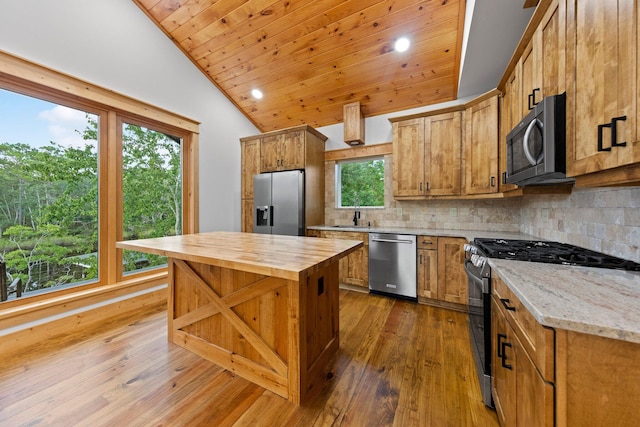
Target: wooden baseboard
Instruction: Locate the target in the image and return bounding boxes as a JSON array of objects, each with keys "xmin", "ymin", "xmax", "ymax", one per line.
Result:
[{"xmin": 0, "ymin": 285, "xmax": 167, "ymax": 359}]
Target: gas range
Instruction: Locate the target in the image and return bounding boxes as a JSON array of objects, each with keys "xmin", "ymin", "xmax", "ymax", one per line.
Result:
[{"xmin": 473, "ymin": 238, "xmax": 640, "ymax": 271}]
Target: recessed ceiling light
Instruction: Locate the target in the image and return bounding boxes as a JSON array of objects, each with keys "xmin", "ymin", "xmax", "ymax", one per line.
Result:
[
  {"xmin": 394, "ymin": 37, "xmax": 410, "ymax": 52},
  {"xmin": 251, "ymin": 89, "xmax": 263, "ymax": 99}
]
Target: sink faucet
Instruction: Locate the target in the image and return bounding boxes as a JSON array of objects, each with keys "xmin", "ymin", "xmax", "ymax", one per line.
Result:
[{"xmin": 353, "ymin": 196, "xmax": 361, "ymax": 226}]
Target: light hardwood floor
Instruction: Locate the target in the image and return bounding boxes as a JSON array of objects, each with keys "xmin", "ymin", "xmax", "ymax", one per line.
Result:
[{"xmin": 0, "ymin": 290, "xmax": 498, "ymax": 426}]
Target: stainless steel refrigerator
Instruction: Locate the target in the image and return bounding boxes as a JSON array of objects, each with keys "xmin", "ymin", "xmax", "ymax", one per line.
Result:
[{"xmin": 253, "ymin": 170, "xmax": 305, "ymax": 236}]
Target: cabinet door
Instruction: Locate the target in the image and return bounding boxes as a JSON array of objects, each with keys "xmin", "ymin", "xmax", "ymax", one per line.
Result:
[
  {"xmin": 323, "ymin": 231, "xmax": 368, "ymax": 288},
  {"xmin": 539, "ymin": 0, "xmax": 562, "ymax": 98},
  {"xmin": 280, "ymin": 130, "xmax": 305, "ymax": 170},
  {"xmin": 417, "ymin": 249, "xmax": 438, "ymax": 299},
  {"xmin": 515, "ymin": 338, "xmax": 555, "ymax": 426},
  {"xmin": 521, "ymin": 39, "xmax": 539, "ymax": 115},
  {"xmin": 464, "ymin": 96, "xmax": 499, "ymax": 195},
  {"xmin": 241, "ymin": 139, "xmax": 260, "ymax": 199},
  {"xmin": 241, "ymin": 199, "xmax": 254, "ymax": 233},
  {"xmin": 392, "ymin": 118, "xmax": 425, "ymax": 197},
  {"xmin": 425, "ymin": 112, "xmax": 462, "ymax": 195},
  {"xmin": 260, "ymin": 134, "xmax": 281, "ymax": 172},
  {"xmin": 492, "ymin": 298, "xmax": 517, "ymax": 427},
  {"xmin": 566, "ymin": 0, "xmax": 638, "ymax": 176},
  {"xmin": 436, "ymin": 237, "xmax": 467, "ymax": 304}
]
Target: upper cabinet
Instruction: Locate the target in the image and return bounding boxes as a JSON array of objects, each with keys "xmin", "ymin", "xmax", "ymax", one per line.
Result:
[
  {"xmin": 240, "ymin": 125, "xmax": 327, "ymax": 233},
  {"xmin": 464, "ymin": 94, "xmax": 500, "ymax": 195},
  {"xmin": 260, "ymin": 130, "xmax": 306, "ymax": 172},
  {"xmin": 521, "ymin": 1, "xmax": 563, "ymax": 118},
  {"xmin": 564, "ymin": 0, "xmax": 640, "ymax": 183},
  {"xmin": 391, "ymin": 110, "xmax": 463, "ymax": 198}
]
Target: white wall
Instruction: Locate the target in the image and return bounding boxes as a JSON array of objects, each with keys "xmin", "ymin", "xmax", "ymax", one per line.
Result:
[{"xmin": 0, "ymin": 0, "xmax": 258, "ymax": 232}]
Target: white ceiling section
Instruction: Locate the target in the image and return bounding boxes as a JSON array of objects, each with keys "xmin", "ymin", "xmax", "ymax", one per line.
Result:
[{"xmin": 458, "ymin": 0, "xmax": 535, "ymax": 98}]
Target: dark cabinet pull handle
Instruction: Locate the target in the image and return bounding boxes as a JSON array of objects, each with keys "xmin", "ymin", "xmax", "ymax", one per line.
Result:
[
  {"xmin": 527, "ymin": 88, "xmax": 540, "ymax": 110},
  {"xmin": 597, "ymin": 123, "xmax": 612, "ymax": 152},
  {"xmin": 419, "ymin": 254, "xmax": 423, "ymax": 264},
  {"xmin": 497, "ymin": 333, "xmax": 507, "ymax": 357},
  {"xmin": 490, "ymin": 176, "xmax": 496, "ymax": 187},
  {"xmin": 502, "ymin": 171, "xmax": 507, "ymax": 184},
  {"xmin": 611, "ymin": 116, "xmax": 627, "ymax": 148},
  {"xmin": 425, "ymin": 182, "xmax": 429, "ymax": 191},
  {"xmin": 501, "ymin": 341, "xmax": 513, "ymax": 370},
  {"xmin": 500, "ymin": 298, "xmax": 516, "ymax": 311},
  {"xmin": 420, "ymin": 182, "xmax": 423, "ymax": 192}
]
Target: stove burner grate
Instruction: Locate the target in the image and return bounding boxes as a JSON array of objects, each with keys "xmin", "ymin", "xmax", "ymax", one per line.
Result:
[{"xmin": 473, "ymin": 238, "xmax": 640, "ymax": 271}]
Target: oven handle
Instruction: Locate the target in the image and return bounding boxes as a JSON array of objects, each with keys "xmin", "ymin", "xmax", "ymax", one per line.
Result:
[{"xmin": 464, "ymin": 259, "xmax": 490, "ymax": 294}]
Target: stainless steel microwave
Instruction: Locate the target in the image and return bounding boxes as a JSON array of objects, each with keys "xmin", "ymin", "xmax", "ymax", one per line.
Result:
[{"xmin": 505, "ymin": 93, "xmax": 574, "ymax": 186}]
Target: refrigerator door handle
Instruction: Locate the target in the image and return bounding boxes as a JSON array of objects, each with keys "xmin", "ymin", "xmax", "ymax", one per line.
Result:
[{"xmin": 269, "ymin": 205, "xmax": 274, "ymax": 227}]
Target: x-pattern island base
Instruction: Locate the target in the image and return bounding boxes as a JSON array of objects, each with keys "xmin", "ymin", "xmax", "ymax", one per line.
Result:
[{"xmin": 117, "ymin": 231, "xmax": 362, "ymax": 404}]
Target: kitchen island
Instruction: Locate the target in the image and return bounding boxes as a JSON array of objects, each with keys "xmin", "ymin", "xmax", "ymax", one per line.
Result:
[{"xmin": 116, "ymin": 231, "xmax": 362, "ymax": 404}]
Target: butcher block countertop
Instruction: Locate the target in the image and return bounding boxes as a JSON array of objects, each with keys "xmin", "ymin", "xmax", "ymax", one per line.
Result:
[{"xmin": 116, "ymin": 231, "xmax": 363, "ymax": 281}]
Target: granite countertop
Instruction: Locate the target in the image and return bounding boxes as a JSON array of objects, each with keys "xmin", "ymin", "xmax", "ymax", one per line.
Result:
[
  {"xmin": 490, "ymin": 258, "xmax": 640, "ymax": 344},
  {"xmin": 307, "ymin": 224, "xmax": 534, "ymax": 242},
  {"xmin": 310, "ymin": 224, "xmax": 640, "ymax": 344}
]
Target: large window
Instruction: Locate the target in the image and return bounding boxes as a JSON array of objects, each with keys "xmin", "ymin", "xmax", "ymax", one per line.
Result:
[
  {"xmin": 0, "ymin": 55, "xmax": 198, "ymax": 305},
  {"xmin": 121, "ymin": 122, "xmax": 182, "ymax": 275},
  {"xmin": 0, "ymin": 88, "xmax": 99, "ymax": 297},
  {"xmin": 335, "ymin": 157, "xmax": 385, "ymax": 208}
]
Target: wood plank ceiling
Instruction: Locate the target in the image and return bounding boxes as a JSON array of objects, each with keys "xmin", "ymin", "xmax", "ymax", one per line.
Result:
[{"xmin": 134, "ymin": 0, "xmax": 466, "ymax": 132}]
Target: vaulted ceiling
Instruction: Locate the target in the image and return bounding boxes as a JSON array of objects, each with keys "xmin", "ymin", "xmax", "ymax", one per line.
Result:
[{"xmin": 133, "ymin": 0, "xmax": 466, "ymax": 132}]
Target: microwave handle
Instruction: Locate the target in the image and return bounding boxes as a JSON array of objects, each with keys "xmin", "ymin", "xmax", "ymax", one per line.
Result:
[{"xmin": 523, "ymin": 118, "xmax": 543, "ymax": 166}]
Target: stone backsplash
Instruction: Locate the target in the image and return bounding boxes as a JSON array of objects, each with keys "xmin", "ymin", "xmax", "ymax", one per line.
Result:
[
  {"xmin": 520, "ymin": 187, "xmax": 640, "ymax": 263},
  {"xmin": 324, "ymin": 155, "xmax": 522, "ymax": 232},
  {"xmin": 323, "ymin": 155, "xmax": 640, "ymax": 262}
]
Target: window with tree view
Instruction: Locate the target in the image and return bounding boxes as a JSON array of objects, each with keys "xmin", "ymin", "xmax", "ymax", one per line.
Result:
[
  {"xmin": 336, "ymin": 157, "xmax": 385, "ymax": 208},
  {"xmin": 121, "ymin": 122, "xmax": 182, "ymax": 275},
  {"xmin": 0, "ymin": 88, "xmax": 99, "ymax": 298}
]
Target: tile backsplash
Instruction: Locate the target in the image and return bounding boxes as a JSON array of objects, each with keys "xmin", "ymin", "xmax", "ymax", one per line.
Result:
[
  {"xmin": 323, "ymin": 155, "xmax": 640, "ymax": 262},
  {"xmin": 520, "ymin": 187, "xmax": 640, "ymax": 263}
]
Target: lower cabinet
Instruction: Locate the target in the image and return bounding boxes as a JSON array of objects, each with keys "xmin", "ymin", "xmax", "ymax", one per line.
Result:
[
  {"xmin": 318, "ymin": 231, "xmax": 369, "ymax": 289},
  {"xmin": 491, "ymin": 297, "xmax": 554, "ymax": 426},
  {"xmin": 417, "ymin": 236, "xmax": 467, "ymax": 308},
  {"xmin": 417, "ymin": 236, "xmax": 438, "ymax": 299}
]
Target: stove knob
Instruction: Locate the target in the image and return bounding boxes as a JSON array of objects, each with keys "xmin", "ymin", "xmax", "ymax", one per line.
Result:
[{"xmin": 471, "ymin": 254, "xmax": 486, "ymax": 268}]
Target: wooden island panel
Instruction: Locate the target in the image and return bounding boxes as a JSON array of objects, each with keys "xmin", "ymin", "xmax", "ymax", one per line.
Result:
[{"xmin": 117, "ymin": 232, "xmax": 361, "ymax": 404}]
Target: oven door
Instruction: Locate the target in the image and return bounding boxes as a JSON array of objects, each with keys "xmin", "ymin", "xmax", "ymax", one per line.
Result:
[{"xmin": 465, "ymin": 259, "xmax": 493, "ymax": 408}]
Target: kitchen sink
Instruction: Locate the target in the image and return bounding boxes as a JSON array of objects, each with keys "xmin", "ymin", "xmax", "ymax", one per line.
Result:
[{"xmin": 328, "ymin": 225, "xmax": 371, "ymax": 229}]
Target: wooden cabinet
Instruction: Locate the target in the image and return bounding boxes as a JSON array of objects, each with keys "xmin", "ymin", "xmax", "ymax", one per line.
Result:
[
  {"xmin": 417, "ymin": 236, "xmax": 438, "ymax": 299},
  {"xmin": 463, "ymin": 95, "xmax": 499, "ymax": 195},
  {"xmin": 520, "ymin": 0, "xmax": 563, "ymax": 118},
  {"xmin": 417, "ymin": 236, "xmax": 467, "ymax": 308},
  {"xmin": 555, "ymin": 330, "xmax": 640, "ymax": 426},
  {"xmin": 565, "ymin": 0, "xmax": 639, "ymax": 182},
  {"xmin": 499, "ymin": 70, "xmax": 520, "ymax": 193},
  {"xmin": 436, "ymin": 237, "xmax": 467, "ymax": 304},
  {"xmin": 391, "ymin": 111, "xmax": 462, "ymax": 198},
  {"xmin": 320, "ymin": 231, "xmax": 369, "ymax": 288},
  {"xmin": 343, "ymin": 101, "xmax": 365, "ymax": 146},
  {"xmin": 260, "ymin": 130, "xmax": 306, "ymax": 172},
  {"xmin": 240, "ymin": 125, "xmax": 327, "ymax": 233},
  {"xmin": 240, "ymin": 140, "xmax": 260, "ymax": 232},
  {"xmin": 491, "ymin": 276, "xmax": 555, "ymax": 427}
]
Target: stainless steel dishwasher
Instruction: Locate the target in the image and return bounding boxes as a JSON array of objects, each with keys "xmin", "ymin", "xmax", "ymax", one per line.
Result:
[{"xmin": 368, "ymin": 233, "xmax": 417, "ymax": 300}]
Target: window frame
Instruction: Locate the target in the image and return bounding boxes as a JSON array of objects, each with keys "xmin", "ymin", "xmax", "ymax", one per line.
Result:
[
  {"xmin": 335, "ymin": 156, "xmax": 385, "ymax": 209},
  {"xmin": 0, "ymin": 51, "xmax": 199, "ymax": 309}
]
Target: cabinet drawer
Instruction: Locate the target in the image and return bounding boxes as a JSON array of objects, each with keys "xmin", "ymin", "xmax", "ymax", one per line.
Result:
[
  {"xmin": 493, "ymin": 276, "xmax": 555, "ymax": 382},
  {"xmin": 322, "ymin": 231, "xmax": 368, "ymax": 246},
  {"xmin": 417, "ymin": 235, "xmax": 438, "ymax": 249}
]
